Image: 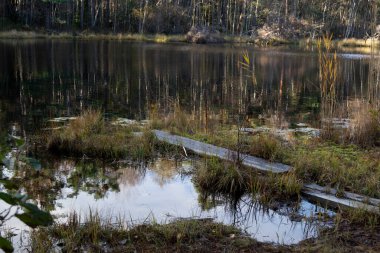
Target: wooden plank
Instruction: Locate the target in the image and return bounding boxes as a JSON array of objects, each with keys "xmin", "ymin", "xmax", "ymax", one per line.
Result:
[
  {"xmin": 303, "ymin": 184, "xmax": 380, "ymax": 214},
  {"xmin": 302, "ymin": 184, "xmax": 380, "ymax": 214},
  {"xmin": 153, "ymin": 130, "xmax": 380, "ymax": 214},
  {"xmin": 153, "ymin": 130, "xmax": 290, "ymax": 173},
  {"xmin": 304, "ymin": 184, "xmax": 380, "ymax": 207}
]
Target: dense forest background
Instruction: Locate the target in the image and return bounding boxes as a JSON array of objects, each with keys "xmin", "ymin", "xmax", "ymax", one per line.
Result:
[{"xmin": 1, "ymin": 0, "xmax": 380, "ymax": 39}]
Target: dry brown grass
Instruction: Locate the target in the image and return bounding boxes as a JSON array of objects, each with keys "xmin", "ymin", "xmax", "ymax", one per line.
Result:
[
  {"xmin": 347, "ymin": 101, "xmax": 380, "ymax": 147},
  {"xmin": 47, "ymin": 110, "xmax": 155, "ymax": 159},
  {"xmin": 149, "ymin": 101, "xmax": 222, "ymax": 135}
]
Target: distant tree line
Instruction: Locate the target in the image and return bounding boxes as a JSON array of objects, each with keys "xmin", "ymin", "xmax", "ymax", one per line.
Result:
[{"xmin": 1, "ymin": 0, "xmax": 379, "ymax": 38}]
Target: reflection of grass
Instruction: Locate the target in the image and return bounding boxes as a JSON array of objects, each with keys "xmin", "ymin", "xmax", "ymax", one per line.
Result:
[{"xmin": 47, "ymin": 110, "xmax": 155, "ymax": 160}]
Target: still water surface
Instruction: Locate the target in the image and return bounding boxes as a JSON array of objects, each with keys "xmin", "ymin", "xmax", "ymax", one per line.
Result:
[
  {"xmin": 1, "ymin": 40, "xmax": 378, "ymax": 132},
  {"xmin": 0, "ymin": 40, "xmax": 376, "ymax": 249},
  {"xmin": 1, "ymin": 156, "xmax": 329, "ymax": 250}
]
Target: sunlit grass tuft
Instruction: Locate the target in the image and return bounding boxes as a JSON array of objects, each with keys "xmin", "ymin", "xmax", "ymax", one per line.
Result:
[{"xmin": 47, "ymin": 110, "xmax": 155, "ymax": 160}]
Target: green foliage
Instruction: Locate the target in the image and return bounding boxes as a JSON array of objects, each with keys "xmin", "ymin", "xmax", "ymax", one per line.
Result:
[
  {"xmin": 0, "ymin": 237, "xmax": 13, "ymax": 253},
  {"xmin": 0, "ymin": 186, "xmax": 53, "ymax": 252}
]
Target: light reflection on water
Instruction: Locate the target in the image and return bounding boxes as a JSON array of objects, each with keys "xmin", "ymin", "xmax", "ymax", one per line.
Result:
[
  {"xmin": 0, "ymin": 156, "xmax": 334, "ymax": 252},
  {"xmin": 47, "ymin": 158, "xmax": 329, "ymax": 245}
]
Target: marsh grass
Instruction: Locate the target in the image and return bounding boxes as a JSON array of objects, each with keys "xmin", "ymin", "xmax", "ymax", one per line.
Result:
[
  {"xmin": 337, "ymin": 38, "xmax": 380, "ymax": 48},
  {"xmin": 190, "ymin": 129, "xmax": 379, "ymax": 199},
  {"xmin": 46, "ymin": 110, "xmax": 155, "ymax": 160},
  {"xmin": 291, "ymin": 142, "xmax": 380, "ymax": 198},
  {"xmin": 193, "ymin": 157, "xmax": 247, "ymax": 197},
  {"xmin": 193, "ymin": 157, "xmax": 302, "ymax": 204},
  {"xmin": 29, "ymin": 211, "xmax": 380, "ymax": 253},
  {"xmin": 30, "ymin": 212, "xmax": 267, "ymax": 253},
  {"xmin": 149, "ymin": 103, "xmax": 289, "ymax": 161},
  {"xmin": 149, "ymin": 101, "xmax": 222, "ymax": 135},
  {"xmin": 247, "ymin": 133, "xmax": 287, "ymax": 162},
  {"xmin": 347, "ymin": 101, "xmax": 380, "ymax": 147},
  {"xmin": 317, "ymin": 35, "xmax": 380, "ymax": 147}
]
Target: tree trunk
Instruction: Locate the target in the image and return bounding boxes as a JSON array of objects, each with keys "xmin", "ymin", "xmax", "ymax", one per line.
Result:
[{"xmin": 80, "ymin": 0, "xmax": 84, "ymax": 29}]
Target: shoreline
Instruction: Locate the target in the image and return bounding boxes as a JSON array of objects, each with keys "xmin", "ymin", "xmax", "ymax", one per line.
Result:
[{"xmin": 1, "ymin": 29, "xmax": 379, "ymax": 48}]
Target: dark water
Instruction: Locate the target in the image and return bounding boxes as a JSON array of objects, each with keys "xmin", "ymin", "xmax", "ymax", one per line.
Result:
[{"xmin": 1, "ymin": 40, "xmax": 378, "ymax": 135}]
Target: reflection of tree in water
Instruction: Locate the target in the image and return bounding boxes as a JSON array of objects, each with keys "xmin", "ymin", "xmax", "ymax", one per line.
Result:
[
  {"xmin": 11, "ymin": 161, "xmax": 65, "ymax": 212},
  {"xmin": 149, "ymin": 158, "xmax": 179, "ymax": 187},
  {"xmin": 67, "ymin": 160, "xmax": 120, "ymax": 200},
  {"xmin": 2, "ymin": 41, "xmax": 375, "ymax": 133},
  {"xmin": 196, "ymin": 186, "xmax": 302, "ymax": 233},
  {"xmin": 117, "ymin": 165, "xmax": 146, "ymax": 187},
  {"xmin": 5, "ymin": 158, "xmax": 131, "ymax": 212}
]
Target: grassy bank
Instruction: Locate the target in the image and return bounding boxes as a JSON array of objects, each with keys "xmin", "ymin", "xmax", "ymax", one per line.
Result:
[
  {"xmin": 2, "ymin": 30, "xmax": 380, "ymax": 49},
  {"xmin": 0, "ymin": 30, "xmax": 289, "ymax": 45},
  {"xmin": 41, "ymin": 108, "xmax": 379, "ymax": 209},
  {"xmin": 30, "ymin": 213, "xmax": 278, "ymax": 253},
  {"xmin": 0, "ymin": 30, "xmax": 187, "ymax": 43},
  {"xmin": 29, "ymin": 211, "xmax": 380, "ymax": 253}
]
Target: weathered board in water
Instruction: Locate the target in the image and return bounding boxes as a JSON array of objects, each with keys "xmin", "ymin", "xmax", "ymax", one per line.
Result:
[
  {"xmin": 153, "ymin": 130, "xmax": 380, "ymax": 214},
  {"xmin": 153, "ymin": 130, "xmax": 291, "ymax": 173},
  {"xmin": 303, "ymin": 184, "xmax": 380, "ymax": 214}
]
